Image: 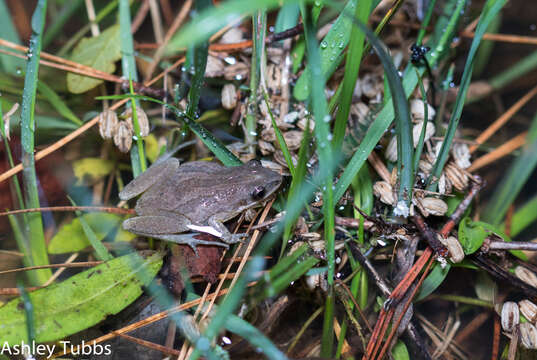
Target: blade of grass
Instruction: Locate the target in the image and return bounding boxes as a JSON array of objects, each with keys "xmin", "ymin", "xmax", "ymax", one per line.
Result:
[
  {"xmin": 165, "ymin": 0, "xmax": 299, "ymax": 55},
  {"xmin": 67, "ymin": 197, "xmax": 112, "ymax": 261},
  {"xmin": 274, "ymin": 3, "xmax": 300, "ymax": 36},
  {"xmin": 334, "ymin": 0, "xmax": 466, "ymax": 204},
  {"xmin": 119, "ymin": 0, "xmax": 147, "ymax": 176},
  {"xmin": 299, "ymin": 2, "xmax": 337, "ymax": 356},
  {"xmin": 37, "ymin": 81, "xmax": 82, "ymax": 125},
  {"xmin": 42, "ymin": 0, "xmax": 84, "ymax": 48},
  {"xmin": 507, "ymin": 195, "xmax": 537, "ymax": 237},
  {"xmin": 413, "ymin": 70, "xmax": 429, "ymax": 171},
  {"xmin": 332, "ymin": 0, "xmax": 372, "ymax": 150},
  {"xmin": 329, "ymin": 5, "xmax": 414, "ymax": 210},
  {"xmin": 427, "ymin": 0, "xmax": 507, "ymax": 191},
  {"xmin": 19, "ymin": 0, "xmax": 52, "ymax": 286},
  {"xmin": 484, "ymin": 111, "xmax": 537, "ymax": 225},
  {"xmin": 0, "ymin": 0, "xmax": 24, "ymax": 72},
  {"xmin": 281, "ymin": 119, "xmax": 311, "ymax": 259},
  {"xmin": 245, "ymin": 8, "xmax": 266, "ymax": 153},
  {"xmin": 293, "ymin": 0, "xmax": 358, "ymax": 101},
  {"xmin": 263, "ymin": 92, "xmax": 295, "ymax": 176}
]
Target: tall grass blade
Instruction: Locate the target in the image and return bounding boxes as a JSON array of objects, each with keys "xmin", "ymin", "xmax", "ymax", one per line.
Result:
[
  {"xmin": 427, "ymin": 0, "xmax": 507, "ymax": 191},
  {"xmin": 483, "ymin": 112, "xmax": 537, "ymax": 224},
  {"xmin": 119, "ymin": 0, "xmax": 147, "ymax": 176},
  {"xmin": 334, "ymin": 0, "xmax": 466, "ymax": 203},
  {"xmin": 19, "ymin": 0, "xmax": 52, "ymax": 286}
]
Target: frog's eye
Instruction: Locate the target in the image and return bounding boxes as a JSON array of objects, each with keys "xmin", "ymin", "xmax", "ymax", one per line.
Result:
[{"xmin": 251, "ymin": 185, "xmax": 266, "ymax": 199}]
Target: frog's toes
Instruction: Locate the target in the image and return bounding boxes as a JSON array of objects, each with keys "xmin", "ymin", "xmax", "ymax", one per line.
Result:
[{"xmin": 222, "ymin": 233, "xmax": 248, "ymax": 244}]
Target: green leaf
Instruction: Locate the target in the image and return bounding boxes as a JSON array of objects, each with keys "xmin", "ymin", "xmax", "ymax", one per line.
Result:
[
  {"xmin": 293, "ymin": 0, "xmax": 358, "ymax": 101},
  {"xmin": 0, "ymin": 252, "xmax": 163, "ymax": 345},
  {"xmin": 391, "ymin": 340, "xmax": 410, "ymax": 360},
  {"xmin": 416, "ymin": 263, "xmax": 450, "ymax": 301},
  {"xmin": 67, "ymin": 24, "xmax": 121, "ymax": 94},
  {"xmin": 72, "ymin": 157, "xmax": 114, "ymax": 185},
  {"xmin": 48, "ymin": 213, "xmax": 123, "ymax": 254},
  {"xmin": 458, "ymin": 217, "xmax": 488, "ymax": 255}
]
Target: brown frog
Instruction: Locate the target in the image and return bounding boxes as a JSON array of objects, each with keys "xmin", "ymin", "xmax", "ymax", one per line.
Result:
[{"xmin": 119, "ymin": 158, "xmax": 282, "ymax": 251}]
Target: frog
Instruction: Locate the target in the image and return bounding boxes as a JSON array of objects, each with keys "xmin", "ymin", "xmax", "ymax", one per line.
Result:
[{"xmin": 119, "ymin": 158, "xmax": 282, "ymax": 251}]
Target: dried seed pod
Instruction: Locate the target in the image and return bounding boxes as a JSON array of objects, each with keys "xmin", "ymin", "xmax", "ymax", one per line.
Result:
[
  {"xmin": 122, "ymin": 107, "xmax": 149, "ymax": 137},
  {"xmin": 220, "ymin": 27, "xmax": 244, "ymax": 44},
  {"xmin": 350, "ymin": 102, "xmax": 370, "ymax": 126},
  {"xmin": 418, "ymin": 159, "xmax": 433, "ymax": 175},
  {"xmin": 437, "ymin": 235, "xmax": 464, "ymax": 263},
  {"xmin": 223, "ymin": 62, "xmax": 249, "ymax": 81},
  {"xmin": 258, "ymin": 139, "xmax": 275, "ymax": 155},
  {"xmin": 515, "ymin": 266, "xmax": 537, "ymax": 288},
  {"xmin": 266, "ymin": 63, "xmax": 282, "ymax": 94},
  {"xmin": 114, "ymin": 121, "xmax": 133, "ymax": 153},
  {"xmin": 221, "ymin": 83, "xmax": 237, "ymax": 110},
  {"xmin": 444, "ymin": 162, "xmax": 468, "ymax": 191},
  {"xmin": 437, "ymin": 173, "xmax": 452, "ymax": 195},
  {"xmin": 98, "ymin": 109, "xmax": 118, "ymax": 139},
  {"xmin": 360, "ymin": 73, "xmax": 383, "ymax": 99},
  {"xmin": 452, "ymin": 143, "xmax": 472, "ymax": 169},
  {"xmin": 385, "ymin": 136, "xmax": 398, "ymax": 162},
  {"xmin": 205, "ymin": 55, "xmax": 225, "ymax": 77},
  {"xmin": 386, "ymin": 122, "xmax": 434, "ymax": 162},
  {"xmin": 373, "ymin": 181, "xmax": 396, "ymax": 206},
  {"xmin": 417, "ymin": 197, "xmax": 448, "ymax": 217},
  {"xmin": 260, "ymin": 159, "xmax": 284, "ymax": 174},
  {"xmin": 410, "ymin": 99, "xmax": 436, "ymax": 121},
  {"xmin": 283, "ymin": 131, "xmax": 303, "ymax": 150},
  {"xmin": 501, "ymin": 301, "xmax": 520, "ymax": 332},
  {"xmin": 297, "ymin": 117, "xmax": 315, "ymax": 131},
  {"xmin": 519, "ymin": 300, "xmax": 537, "ymax": 323},
  {"xmin": 412, "ymin": 121, "xmax": 435, "ymax": 147},
  {"xmin": 520, "ymin": 322, "xmax": 537, "ymax": 349}
]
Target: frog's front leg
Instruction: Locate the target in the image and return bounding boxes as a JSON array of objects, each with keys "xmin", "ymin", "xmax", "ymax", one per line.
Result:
[
  {"xmin": 123, "ymin": 215, "xmax": 230, "ymax": 253},
  {"xmin": 203, "ymin": 214, "xmax": 248, "ymax": 244}
]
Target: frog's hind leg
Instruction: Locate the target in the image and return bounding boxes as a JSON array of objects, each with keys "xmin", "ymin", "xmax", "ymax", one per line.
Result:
[
  {"xmin": 119, "ymin": 158, "xmax": 179, "ymax": 200},
  {"xmin": 123, "ymin": 215, "xmax": 190, "ymax": 234},
  {"xmin": 123, "ymin": 215, "xmax": 229, "ymax": 255}
]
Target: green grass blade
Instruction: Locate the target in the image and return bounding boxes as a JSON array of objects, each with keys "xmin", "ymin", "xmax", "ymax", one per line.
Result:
[
  {"xmin": 508, "ymin": 195, "xmax": 537, "ymax": 237},
  {"xmin": 484, "ymin": 112, "xmax": 537, "ymax": 224},
  {"xmin": 67, "ymin": 197, "xmax": 112, "ymax": 261},
  {"xmin": 225, "ymin": 316, "xmax": 288, "ymax": 360},
  {"xmin": 165, "ymin": 0, "xmax": 298, "ymax": 55},
  {"xmin": 413, "ymin": 71, "xmax": 429, "ymax": 171},
  {"xmin": 332, "ymin": 0, "xmax": 372, "ymax": 150},
  {"xmin": 427, "ymin": 0, "xmax": 507, "ymax": 191},
  {"xmin": 334, "ymin": 0, "xmax": 466, "ymax": 203},
  {"xmin": 42, "ymin": 0, "xmax": 84, "ymax": 48},
  {"xmin": 299, "ymin": 2, "xmax": 337, "ymax": 355},
  {"xmin": 0, "ymin": 0, "xmax": 24, "ymax": 72},
  {"xmin": 274, "ymin": 3, "xmax": 300, "ymax": 34},
  {"xmin": 245, "ymin": 8, "xmax": 266, "ymax": 152},
  {"xmin": 328, "ymin": 5, "xmax": 413, "ymax": 209},
  {"xmin": 119, "ymin": 0, "xmax": 147, "ymax": 176},
  {"xmin": 37, "ymin": 81, "xmax": 82, "ymax": 125},
  {"xmin": 19, "ymin": 0, "xmax": 52, "ymax": 286},
  {"xmin": 294, "ymin": 0, "xmax": 358, "ymax": 101},
  {"xmin": 264, "ymin": 93, "xmax": 295, "ymax": 176}
]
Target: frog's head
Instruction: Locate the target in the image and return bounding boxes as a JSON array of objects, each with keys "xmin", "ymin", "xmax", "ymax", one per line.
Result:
[{"xmin": 237, "ymin": 159, "xmax": 282, "ymax": 210}]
